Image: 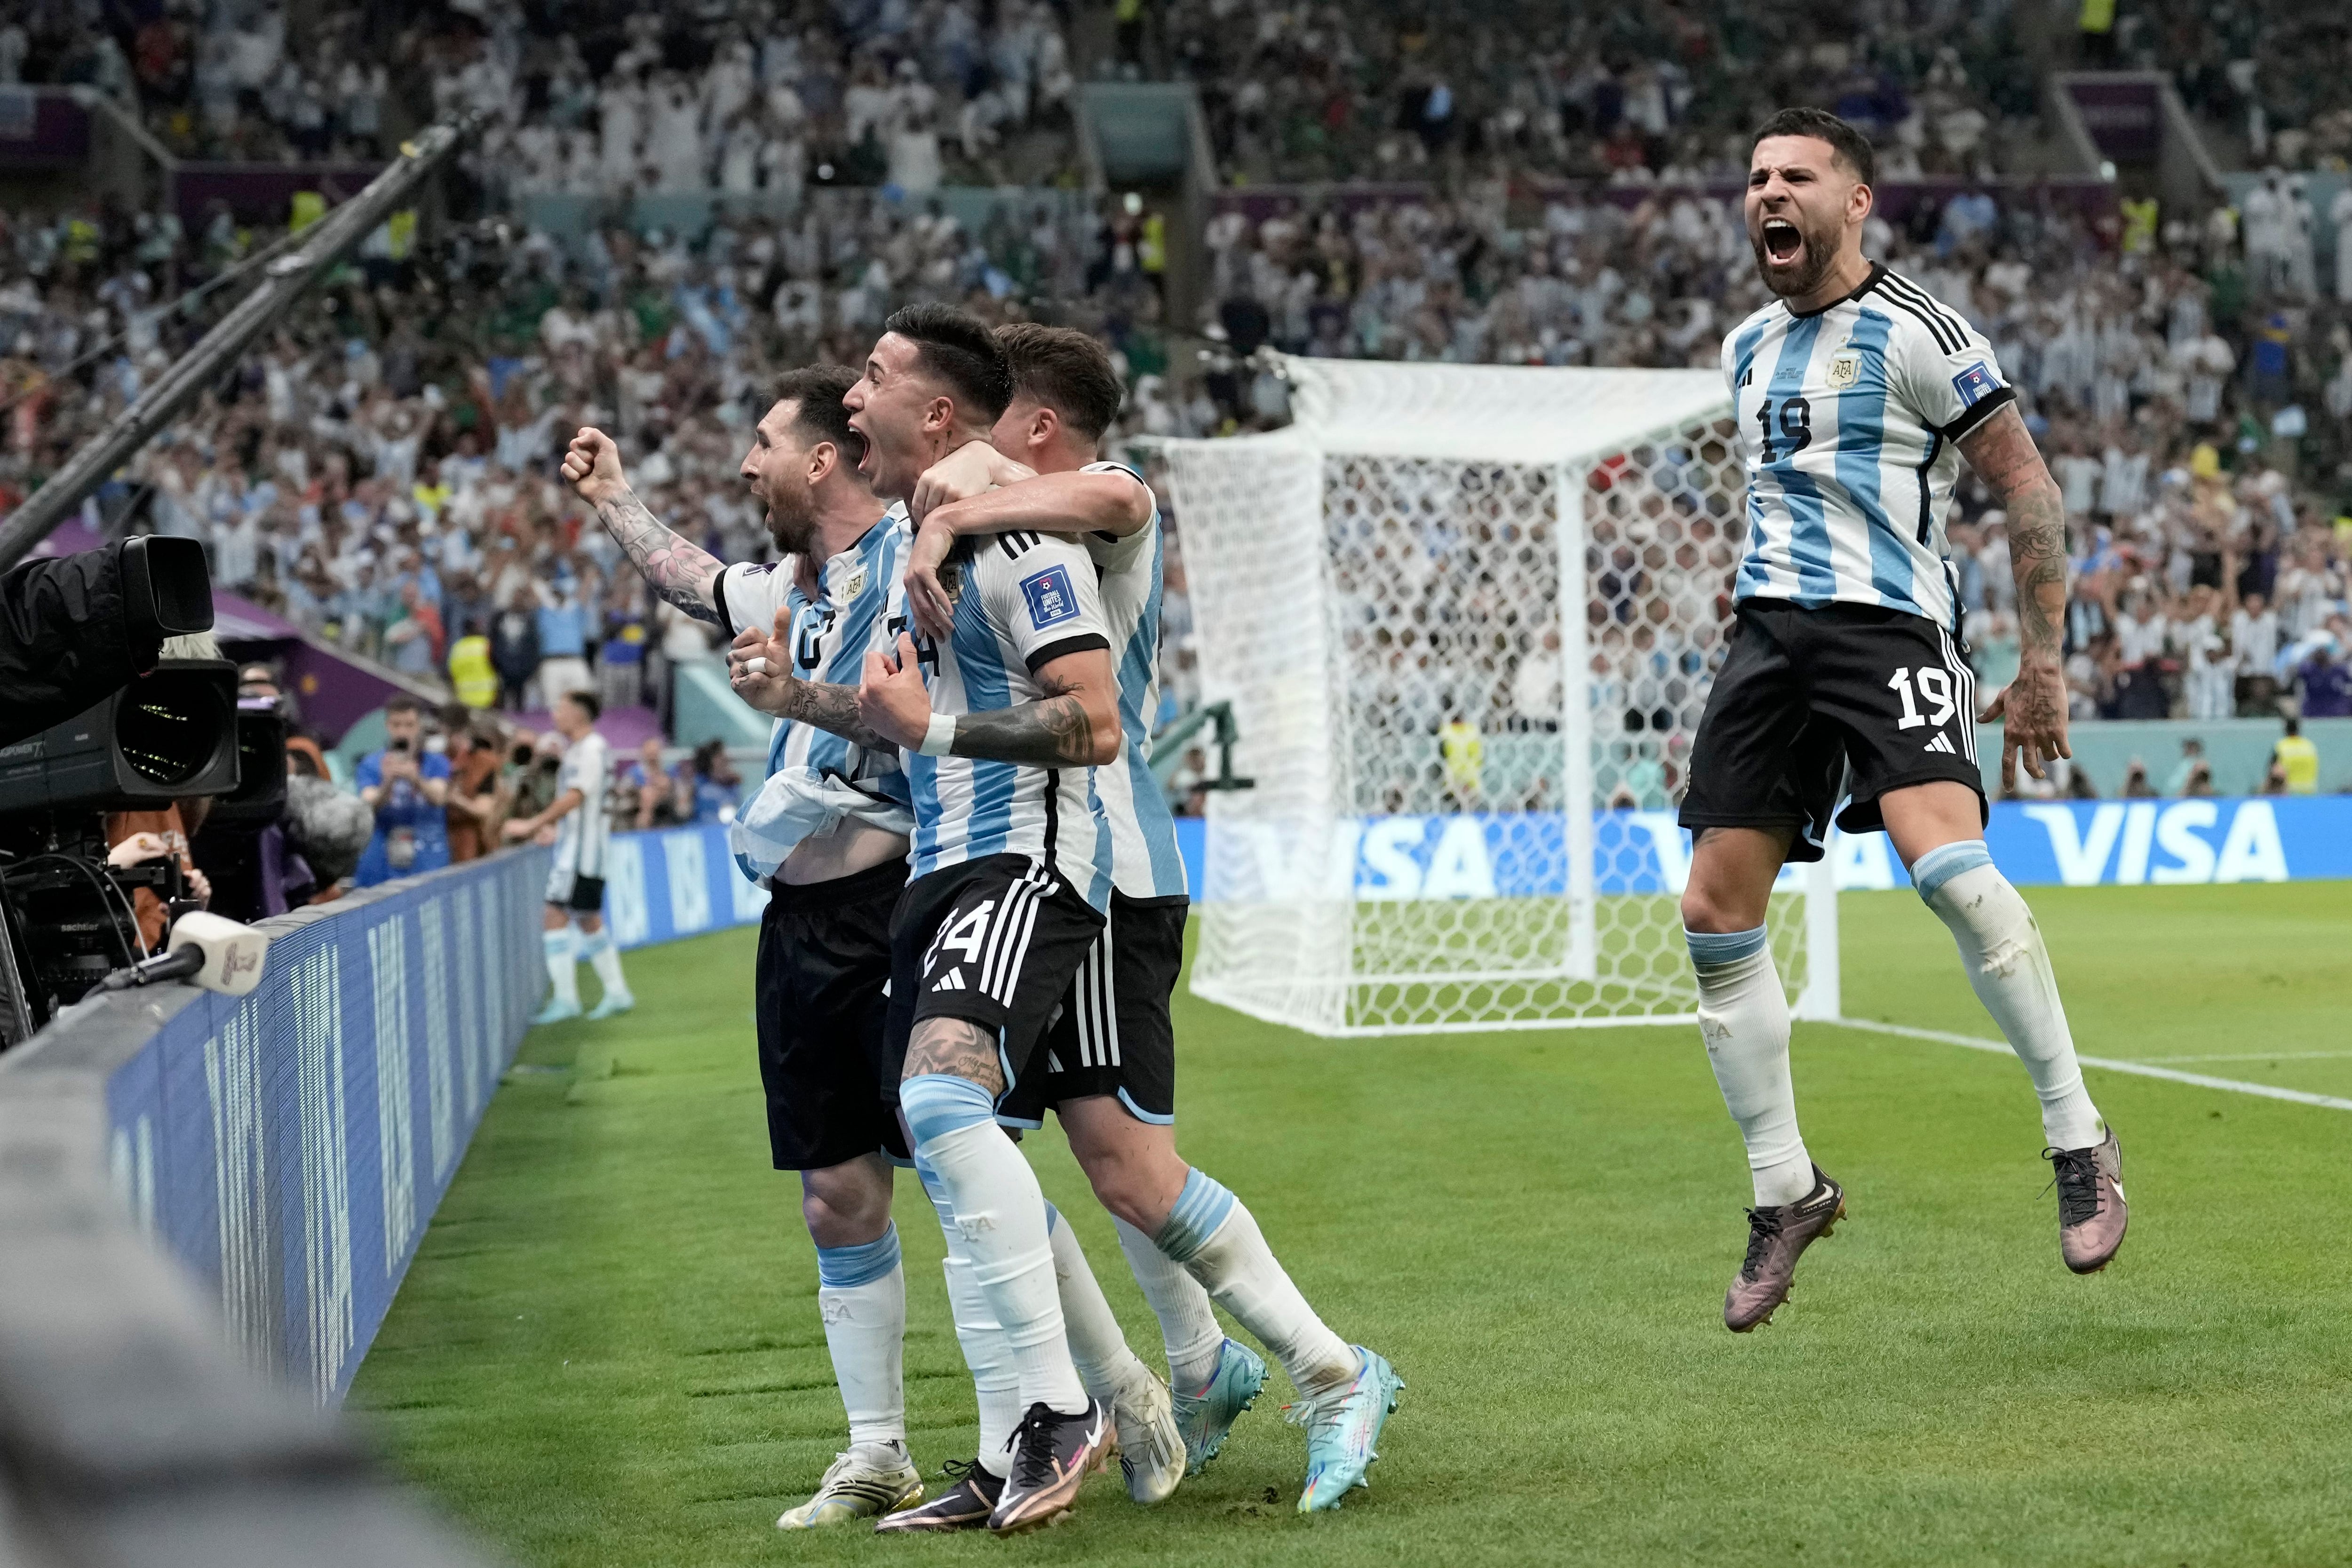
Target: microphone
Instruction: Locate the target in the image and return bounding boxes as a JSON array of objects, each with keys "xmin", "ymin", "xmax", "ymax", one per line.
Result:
[{"xmin": 95, "ymin": 910, "xmax": 270, "ymax": 996}]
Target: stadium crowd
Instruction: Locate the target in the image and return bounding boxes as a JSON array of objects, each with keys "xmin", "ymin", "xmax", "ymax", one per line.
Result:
[{"xmin": 2, "ymin": 3, "xmax": 2348, "ymax": 820}]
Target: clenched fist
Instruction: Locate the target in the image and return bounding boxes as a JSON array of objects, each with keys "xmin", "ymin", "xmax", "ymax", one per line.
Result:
[{"xmin": 561, "ymin": 427, "xmax": 628, "ymax": 507}]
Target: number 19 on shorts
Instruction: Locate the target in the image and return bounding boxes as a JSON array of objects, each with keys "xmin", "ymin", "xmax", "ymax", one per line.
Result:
[{"xmin": 1887, "ymin": 665, "xmax": 1959, "ymax": 731}]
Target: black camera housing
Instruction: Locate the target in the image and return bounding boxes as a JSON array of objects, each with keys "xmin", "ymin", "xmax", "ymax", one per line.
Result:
[{"xmin": 0, "ymin": 660, "xmax": 242, "ymax": 815}]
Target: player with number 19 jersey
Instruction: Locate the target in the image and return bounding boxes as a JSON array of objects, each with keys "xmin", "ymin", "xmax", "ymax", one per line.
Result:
[{"xmin": 1683, "ymin": 263, "xmax": 2009, "ymax": 856}]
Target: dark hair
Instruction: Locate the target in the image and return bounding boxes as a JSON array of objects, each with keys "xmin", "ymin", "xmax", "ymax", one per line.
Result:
[
  {"xmin": 995, "ymin": 323, "xmax": 1126, "ymax": 442},
  {"xmin": 2284, "ymin": 716, "xmax": 2300, "ymax": 736},
  {"xmin": 1752, "ymin": 106, "xmax": 1876, "ymax": 186},
  {"xmin": 772, "ymin": 364, "xmax": 861, "ymax": 457},
  {"xmin": 562, "ymin": 688, "xmax": 601, "ymax": 721},
  {"xmin": 882, "ymin": 302, "xmax": 1012, "ymax": 420},
  {"xmin": 385, "ymin": 694, "xmax": 425, "ymax": 717}
]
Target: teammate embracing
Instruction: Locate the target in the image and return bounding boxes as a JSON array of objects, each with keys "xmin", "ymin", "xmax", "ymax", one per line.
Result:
[
  {"xmin": 1682, "ymin": 108, "xmax": 2128, "ymax": 1333},
  {"xmin": 897, "ymin": 323, "xmax": 1403, "ymax": 1512}
]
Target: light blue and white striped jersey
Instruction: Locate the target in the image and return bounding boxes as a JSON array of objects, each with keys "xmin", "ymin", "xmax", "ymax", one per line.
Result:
[
  {"xmin": 550, "ymin": 730, "xmax": 612, "ymax": 879},
  {"xmin": 894, "ymin": 529, "xmax": 1116, "ymax": 908},
  {"xmin": 1723, "ymin": 263, "xmax": 2017, "ymax": 631},
  {"xmin": 712, "ymin": 509, "xmax": 914, "ymax": 820},
  {"xmin": 1079, "ymin": 461, "xmax": 1189, "ymax": 902}
]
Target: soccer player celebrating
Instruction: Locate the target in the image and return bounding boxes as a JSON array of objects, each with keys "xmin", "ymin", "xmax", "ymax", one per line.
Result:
[
  {"xmin": 564, "ymin": 373, "xmax": 935, "ymax": 1528},
  {"xmin": 1681, "ymin": 108, "xmax": 2126, "ymax": 1333},
  {"xmin": 503, "ymin": 688, "xmax": 632, "ymax": 1021},
  {"xmin": 897, "ymin": 324, "xmax": 1403, "ymax": 1512},
  {"xmin": 732, "ymin": 306, "xmax": 1159, "ymax": 1535}
]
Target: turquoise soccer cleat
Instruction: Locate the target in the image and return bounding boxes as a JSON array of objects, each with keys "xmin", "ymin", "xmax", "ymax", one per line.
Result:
[
  {"xmin": 585, "ymin": 990, "xmax": 635, "ymax": 1020},
  {"xmin": 1288, "ymin": 1347, "xmax": 1402, "ymax": 1512},
  {"xmin": 532, "ymin": 996, "xmax": 581, "ymax": 1026},
  {"xmin": 1171, "ymin": 1338, "xmax": 1267, "ymax": 1475}
]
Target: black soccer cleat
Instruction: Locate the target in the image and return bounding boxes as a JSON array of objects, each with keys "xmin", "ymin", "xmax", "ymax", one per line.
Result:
[
  {"xmin": 871, "ymin": 1457, "xmax": 1001, "ymax": 1534},
  {"xmin": 989, "ymin": 1399, "xmax": 1114, "ymax": 1535}
]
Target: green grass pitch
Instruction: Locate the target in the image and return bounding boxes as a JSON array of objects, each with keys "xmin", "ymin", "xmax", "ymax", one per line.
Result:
[{"xmin": 349, "ymin": 883, "xmax": 2352, "ymax": 1567}]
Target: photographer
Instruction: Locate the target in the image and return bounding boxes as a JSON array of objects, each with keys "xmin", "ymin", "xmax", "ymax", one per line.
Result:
[{"xmin": 353, "ymin": 695, "xmax": 452, "ymax": 885}]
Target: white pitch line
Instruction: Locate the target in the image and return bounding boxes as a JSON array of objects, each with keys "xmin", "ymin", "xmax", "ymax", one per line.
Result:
[
  {"xmin": 1830, "ymin": 1018, "xmax": 2352, "ymax": 1114},
  {"xmin": 2130, "ymin": 1050, "xmax": 2352, "ymax": 1065}
]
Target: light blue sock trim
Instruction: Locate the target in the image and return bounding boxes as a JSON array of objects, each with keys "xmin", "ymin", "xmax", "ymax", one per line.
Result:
[
  {"xmin": 577, "ymin": 927, "xmax": 611, "ymax": 956},
  {"xmin": 912, "ymin": 1153, "xmax": 955, "ymax": 1227},
  {"xmin": 1913, "ymin": 840, "xmax": 1993, "ymax": 904},
  {"xmin": 1154, "ymin": 1168, "xmax": 1238, "ymax": 1264},
  {"xmin": 816, "ymin": 1222, "xmax": 901, "ymax": 1289},
  {"xmin": 1685, "ymin": 925, "xmax": 1768, "ymax": 968},
  {"xmin": 899, "ymin": 1074, "xmax": 994, "ymax": 1148},
  {"xmin": 542, "ymin": 930, "xmax": 573, "ymax": 956}
]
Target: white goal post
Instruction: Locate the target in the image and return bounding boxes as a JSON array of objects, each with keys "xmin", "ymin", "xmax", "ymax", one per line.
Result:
[{"xmin": 1150, "ymin": 357, "xmax": 1839, "ymax": 1037}]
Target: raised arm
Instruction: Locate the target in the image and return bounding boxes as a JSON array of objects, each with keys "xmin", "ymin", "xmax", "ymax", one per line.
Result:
[
  {"xmin": 858, "ymin": 633, "xmax": 1120, "ymax": 767},
  {"xmin": 562, "ymin": 427, "xmax": 723, "ymax": 624},
  {"xmin": 1956, "ymin": 403, "xmax": 2072, "ymax": 790},
  {"xmin": 902, "ymin": 446, "xmax": 1154, "ymax": 638}
]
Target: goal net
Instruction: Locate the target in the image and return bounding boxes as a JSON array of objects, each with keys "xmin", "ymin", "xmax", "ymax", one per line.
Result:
[{"xmin": 1153, "ymin": 357, "xmax": 1839, "ymax": 1037}]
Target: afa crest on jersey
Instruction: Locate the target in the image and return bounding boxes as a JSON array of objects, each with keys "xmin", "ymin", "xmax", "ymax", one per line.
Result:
[{"xmin": 1827, "ymin": 348, "xmax": 1863, "ymax": 389}]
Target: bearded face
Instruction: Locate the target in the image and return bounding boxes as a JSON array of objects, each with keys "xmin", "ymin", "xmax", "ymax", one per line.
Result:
[{"xmin": 1745, "ymin": 135, "xmax": 1863, "ymax": 301}]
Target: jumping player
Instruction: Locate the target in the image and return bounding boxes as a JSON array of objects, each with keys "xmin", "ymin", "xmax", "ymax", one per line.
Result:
[
  {"xmin": 505, "ymin": 688, "xmax": 632, "ymax": 1021},
  {"xmin": 895, "ymin": 323, "xmax": 1403, "ymax": 1512},
  {"xmin": 1682, "ymin": 107, "xmax": 2127, "ymax": 1334}
]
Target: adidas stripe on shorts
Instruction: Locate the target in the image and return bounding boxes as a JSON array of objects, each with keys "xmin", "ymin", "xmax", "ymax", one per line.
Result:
[{"xmin": 881, "ymin": 852, "xmax": 1106, "ymax": 1107}]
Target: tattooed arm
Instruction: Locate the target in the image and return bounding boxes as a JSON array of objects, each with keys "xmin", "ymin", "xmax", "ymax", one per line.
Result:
[
  {"xmin": 561, "ymin": 426, "xmax": 723, "ymax": 623},
  {"xmin": 1956, "ymin": 403, "xmax": 2073, "ymax": 790},
  {"xmin": 858, "ymin": 634, "xmax": 1121, "ymax": 767},
  {"xmin": 727, "ymin": 614, "xmax": 895, "ymax": 748}
]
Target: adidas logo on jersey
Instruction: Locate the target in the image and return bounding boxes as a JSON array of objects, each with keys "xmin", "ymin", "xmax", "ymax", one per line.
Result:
[
  {"xmin": 1923, "ymin": 732, "xmax": 1957, "ymax": 754},
  {"xmin": 931, "ymin": 968, "xmax": 968, "ymax": 992}
]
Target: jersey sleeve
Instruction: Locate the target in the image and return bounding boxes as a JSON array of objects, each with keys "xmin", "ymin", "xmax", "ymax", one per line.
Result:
[
  {"xmin": 713, "ymin": 558, "xmax": 794, "ymax": 639},
  {"xmin": 1078, "ymin": 462, "xmax": 1157, "ymax": 575},
  {"xmin": 983, "ymin": 535, "xmax": 1112, "ymax": 674},
  {"xmin": 1887, "ymin": 301, "xmax": 2016, "ymax": 444}
]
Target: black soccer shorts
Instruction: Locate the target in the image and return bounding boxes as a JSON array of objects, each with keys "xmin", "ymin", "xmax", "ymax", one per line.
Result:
[
  {"xmin": 882, "ymin": 853, "xmax": 1106, "ymax": 1107},
  {"xmin": 546, "ymin": 873, "xmax": 605, "ymax": 914},
  {"xmin": 999, "ymin": 892, "xmax": 1188, "ymax": 1129},
  {"xmin": 755, "ymin": 858, "xmax": 909, "ymax": 1170},
  {"xmin": 1678, "ymin": 597, "xmax": 1988, "ymax": 863}
]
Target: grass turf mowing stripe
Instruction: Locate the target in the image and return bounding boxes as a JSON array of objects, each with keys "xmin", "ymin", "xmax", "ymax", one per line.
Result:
[{"xmin": 1834, "ymin": 1019, "xmax": 2352, "ymax": 1114}]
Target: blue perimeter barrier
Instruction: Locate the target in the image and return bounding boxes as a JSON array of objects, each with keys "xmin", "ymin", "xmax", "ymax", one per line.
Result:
[
  {"xmin": 601, "ymin": 798, "xmax": 2349, "ymax": 953},
  {"xmin": 98, "ymin": 849, "xmax": 548, "ymax": 1405}
]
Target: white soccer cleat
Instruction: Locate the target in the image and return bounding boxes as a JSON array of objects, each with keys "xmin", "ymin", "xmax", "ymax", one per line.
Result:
[
  {"xmin": 1109, "ymin": 1369, "xmax": 1185, "ymax": 1506},
  {"xmin": 775, "ymin": 1443, "xmax": 923, "ymax": 1529}
]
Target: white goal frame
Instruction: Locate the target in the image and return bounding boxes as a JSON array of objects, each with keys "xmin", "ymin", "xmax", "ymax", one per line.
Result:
[{"xmin": 1149, "ymin": 357, "xmax": 1840, "ymax": 1038}]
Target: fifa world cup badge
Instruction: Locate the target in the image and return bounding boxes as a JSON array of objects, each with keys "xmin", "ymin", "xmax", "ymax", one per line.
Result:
[{"xmin": 1826, "ymin": 348, "xmax": 1862, "ymax": 390}]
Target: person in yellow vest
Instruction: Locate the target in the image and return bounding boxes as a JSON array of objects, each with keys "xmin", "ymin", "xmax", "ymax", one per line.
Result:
[
  {"xmin": 448, "ymin": 616, "xmax": 498, "ymax": 709},
  {"xmin": 2078, "ymin": 0, "xmax": 2116, "ymax": 65},
  {"xmin": 1439, "ymin": 703, "xmax": 1485, "ymax": 809},
  {"xmin": 2273, "ymin": 716, "xmax": 2320, "ymax": 794}
]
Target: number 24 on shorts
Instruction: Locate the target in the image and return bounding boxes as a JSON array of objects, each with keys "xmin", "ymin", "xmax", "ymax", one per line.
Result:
[{"xmin": 1887, "ymin": 665, "xmax": 1961, "ymax": 730}]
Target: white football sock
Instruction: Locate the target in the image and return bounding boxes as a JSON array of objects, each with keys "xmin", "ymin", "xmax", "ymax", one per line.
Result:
[
  {"xmin": 1914, "ymin": 842, "xmax": 2104, "ymax": 1150},
  {"xmin": 917, "ymin": 1156, "xmax": 1021, "ymax": 1478},
  {"xmin": 541, "ymin": 928, "xmax": 578, "ymax": 1007},
  {"xmin": 1687, "ymin": 925, "xmax": 1814, "ymax": 1207},
  {"xmin": 1113, "ymin": 1215, "xmax": 1224, "ymax": 1393},
  {"xmin": 1044, "ymin": 1205, "xmax": 1152, "ymax": 1400},
  {"xmin": 813, "ymin": 1224, "xmax": 906, "ymax": 1449},
  {"xmin": 579, "ymin": 925, "xmax": 631, "ymax": 999},
  {"xmin": 1155, "ymin": 1169, "xmax": 1357, "ymax": 1403},
  {"xmin": 901, "ymin": 1075, "xmax": 1088, "ymax": 1416}
]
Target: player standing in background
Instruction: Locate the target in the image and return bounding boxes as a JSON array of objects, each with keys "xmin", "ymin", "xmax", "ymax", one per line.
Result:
[
  {"xmin": 1680, "ymin": 108, "xmax": 2127, "ymax": 1333},
  {"xmin": 731, "ymin": 307, "xmax": 1174, "ymax": 1536},
  {"xmin": 503, "ymin": 688, "xmax": 632, "ymax": 1021},
  {"xmin": 897, "ymin": 323, "xmax": 1403, "ymax": 1512}
]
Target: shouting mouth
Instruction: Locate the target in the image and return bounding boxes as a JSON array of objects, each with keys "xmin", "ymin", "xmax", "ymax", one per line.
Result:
[{"xmin": 1761, "ymin": 216, "xmax": 1804, "ymax": 267}]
